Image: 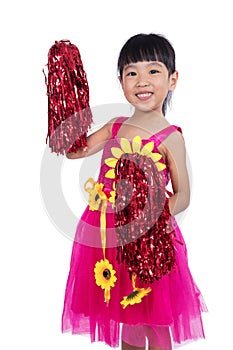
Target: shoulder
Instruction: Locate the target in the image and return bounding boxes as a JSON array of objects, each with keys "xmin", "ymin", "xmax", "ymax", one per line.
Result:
[
  {"xmin": 167, "ymin": 127, "xmax": 184, "ymax": 143},
  {"xmin": 107, "ymin": 116, "xmax": 122, "ymax": 126},
  {"xmin": 158, "ymin": 126, "xmax": 185, "ymax": 161},
  {"xmin": 164, "ymin": 128, "xmax": 186, "ymax": 164},
  {"xmin": 99, "ymin": 116, "xmax": 120, "ymax": 136},
  {"xmin": 108, "ymin": 116, "xmax": 128, "ymax": 136},
  {"xmin": 106, "ymin": 116, "xmax": 127, "ymax": 127},
  {"xmin": 166, "ymin": 127, "xmax": 185, "ymax": 148},
  {"xmin": 95, "ymin": 116, "xmax": 128, "ymax": 139}
]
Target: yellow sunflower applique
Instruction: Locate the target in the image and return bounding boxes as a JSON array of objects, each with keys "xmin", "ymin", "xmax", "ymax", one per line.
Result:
[
  {"xmin": 120, "ymin": 273, "xmax": 152, "ymax": 309},
  {"xmin": 120, "ymin": 287, "xmax": 152, "ymax": 309},
  {"xmin": 94, "ymin": 259, "xmax": 117, "ymax": 303},
  {"xmin": 104, "ymin": 136, "xmax": 166, "ymax": 180}
]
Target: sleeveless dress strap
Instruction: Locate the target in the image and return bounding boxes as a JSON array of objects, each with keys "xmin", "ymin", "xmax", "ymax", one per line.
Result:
[
  {"xmin": 155, "ymin": 125, "xmax": 182, "ymax": 145},
  {"xmin": 111, "ymin": 116, "xmax": 129, "ymax": 137},
  {"xmin": 111, "ymin": 117, "xmax": 182, "ymax": 143}
]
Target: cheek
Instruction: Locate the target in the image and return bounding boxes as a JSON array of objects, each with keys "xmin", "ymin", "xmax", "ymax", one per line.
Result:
[
  {"xmin": 156, "ymin": 78, "xmax": 171, "ymax": 92},
  {"xmin": 121, "ymin": 82, "xmax": 132, "ymax": 95}
]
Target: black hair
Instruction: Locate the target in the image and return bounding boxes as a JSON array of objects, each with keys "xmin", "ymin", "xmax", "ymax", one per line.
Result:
[{"xmin": 117, "ymin": 33, "xmax": 176, "ymax": 115}]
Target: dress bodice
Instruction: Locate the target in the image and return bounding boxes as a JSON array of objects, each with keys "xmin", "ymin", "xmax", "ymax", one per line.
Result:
[{"xmin": 97, "ymin": 116, "xmax": 182, "ymax": 191}]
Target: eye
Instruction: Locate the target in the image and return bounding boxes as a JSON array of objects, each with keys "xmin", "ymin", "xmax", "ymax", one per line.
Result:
[
  {"xmin": 150, "ymin": 69, "xmax": 159, "ymax": 74},
  {"xmin": 127, "ymin": 71, "xmax": 137, "ymax": 76}
]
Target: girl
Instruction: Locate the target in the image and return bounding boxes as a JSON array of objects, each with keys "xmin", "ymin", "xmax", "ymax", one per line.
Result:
[{"xmin": 62, "ymin": 33, "xmax": 207, "ymax": 350}]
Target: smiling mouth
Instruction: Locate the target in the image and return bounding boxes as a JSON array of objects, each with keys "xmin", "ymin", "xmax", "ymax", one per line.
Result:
[{"xmin": 136, "ymin": 92, "xmax": 153, "ymax": 100}]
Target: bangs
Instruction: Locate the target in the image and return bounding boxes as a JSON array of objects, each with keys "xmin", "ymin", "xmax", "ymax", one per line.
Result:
[{"xmin": 118, "ymin": 34, "xmax": 175, "ymax": 77}]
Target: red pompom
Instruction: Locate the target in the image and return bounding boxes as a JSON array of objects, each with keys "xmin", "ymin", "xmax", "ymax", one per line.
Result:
[
  {"xmin": 44, "ymin": 40, "xmax": 93, "ymax": 154},
  {"xmin": 114, "ymin": 153, "xmax": 177, "ymax": 283}
]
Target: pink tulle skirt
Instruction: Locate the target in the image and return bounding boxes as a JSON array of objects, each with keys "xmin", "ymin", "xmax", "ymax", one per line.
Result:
[{"xmin": 62, "ymin": 204, "xmax": 207, "ymax": 349}]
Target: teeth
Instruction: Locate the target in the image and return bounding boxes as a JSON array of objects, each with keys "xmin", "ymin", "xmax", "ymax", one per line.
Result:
[{"xmin": 137, "ymin": 93, "xmax": 152, "ymax": 98}]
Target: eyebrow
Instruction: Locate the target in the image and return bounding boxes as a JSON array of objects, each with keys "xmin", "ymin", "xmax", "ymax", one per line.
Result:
[{"xmin": 124, "ymin": 61, "xmax": 164, "ymax": 70}]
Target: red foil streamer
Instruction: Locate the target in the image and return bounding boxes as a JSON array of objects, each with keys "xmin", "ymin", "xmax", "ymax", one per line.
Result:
[
  {"xmin": 114, "ymin": 153, "xmax": 177, "ymax": 283},
  {"xmin": 44, "ymin": 40, "xmax": 93, "ymax": 154}
]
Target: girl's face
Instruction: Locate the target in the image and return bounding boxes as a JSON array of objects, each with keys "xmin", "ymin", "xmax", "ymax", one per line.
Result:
[{"xmin": 119, "ymin": 61, "xmax": 178, "ymax": 115}]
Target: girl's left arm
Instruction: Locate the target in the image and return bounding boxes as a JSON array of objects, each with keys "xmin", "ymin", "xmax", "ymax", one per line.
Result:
[{"xmin": 165, "ymin": 132, "xmax": 190, "ymax": 216}]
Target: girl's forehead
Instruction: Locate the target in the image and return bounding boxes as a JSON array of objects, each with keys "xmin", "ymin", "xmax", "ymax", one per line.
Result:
[{"xmin": 124, "ymin": 61, "xmax": 166, "ymax": 69}]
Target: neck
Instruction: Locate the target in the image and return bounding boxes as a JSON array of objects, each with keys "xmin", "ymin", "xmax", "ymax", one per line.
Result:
[{"xmin": 131, "ymin": 109, "xmax": 165, "ymax": 121}]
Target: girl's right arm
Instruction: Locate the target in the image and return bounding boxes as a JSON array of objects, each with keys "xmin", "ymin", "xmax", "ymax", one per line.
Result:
[{"xmin": 66, "ymin": 117, "xmax": 117, "ymax": 159}]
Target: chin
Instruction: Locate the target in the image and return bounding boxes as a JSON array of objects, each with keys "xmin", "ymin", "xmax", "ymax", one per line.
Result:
[
  {"xmin": 135, "ymin": 104, "xmax": 153, "ymax": 113},
  {"xmin": 135, "ymin": 104, "xmax": 161, "ymax": 115}
]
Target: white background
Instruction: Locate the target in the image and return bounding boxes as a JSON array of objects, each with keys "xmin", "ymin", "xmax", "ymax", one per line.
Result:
[{"xmin": 1, "ymin": 0, "xmax": 233, "ymax": 349}]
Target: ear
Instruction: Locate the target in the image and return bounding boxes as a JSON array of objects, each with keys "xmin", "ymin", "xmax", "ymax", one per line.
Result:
[
  {"xmin": 118, "ymin": 75, "xmax": 123, "ymax": 87},
  {"xmin": 168, "ymin": 71, "xmax": 178, "ymax": 92}
]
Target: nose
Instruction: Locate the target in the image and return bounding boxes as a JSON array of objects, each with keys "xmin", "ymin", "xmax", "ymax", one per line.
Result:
[{"xmin": 136, "ymin": 73, "xmax": 149, "ymax": 87}]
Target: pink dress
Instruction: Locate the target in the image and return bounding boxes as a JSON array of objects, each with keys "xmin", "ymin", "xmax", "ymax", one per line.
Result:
[{"xmin": 62, "ymin": 116, "xmax": 207, "ymax": 349}]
